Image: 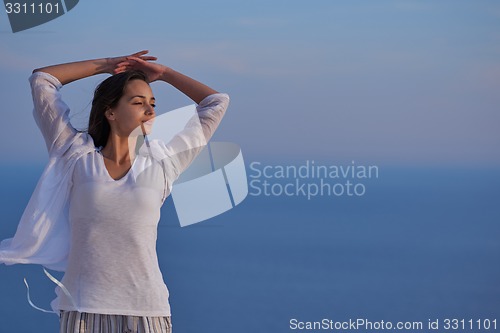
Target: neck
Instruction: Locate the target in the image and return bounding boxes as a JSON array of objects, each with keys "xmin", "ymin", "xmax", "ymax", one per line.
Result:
[{"xmin": 100, "ymin": 134, "xmax": 137, "ymax": 164}]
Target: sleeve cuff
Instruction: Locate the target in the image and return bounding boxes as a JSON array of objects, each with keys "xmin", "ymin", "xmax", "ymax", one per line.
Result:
[
  {"xmin": 197, "ymin": 92, "xmax": 230, "ymax": 108},
  {"xmin": 29, "ymin": 71, "xmax": 63, "ymax": 90}
]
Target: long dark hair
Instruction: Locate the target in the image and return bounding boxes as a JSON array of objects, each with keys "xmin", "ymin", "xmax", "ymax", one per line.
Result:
[{"xmin": 88, "ymin": 70, "xmax": 148, "ymax": 148}]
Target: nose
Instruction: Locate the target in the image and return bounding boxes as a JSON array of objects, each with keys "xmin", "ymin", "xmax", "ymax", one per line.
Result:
[{"xmin": 145, "ymin": 105, "xmax": 155, "ymax": 116}]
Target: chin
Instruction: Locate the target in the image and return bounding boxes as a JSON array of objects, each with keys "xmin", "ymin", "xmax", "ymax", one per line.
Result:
[
  {"xmin": 138, "ymin": 122, "xmax": 154, "ymax": 136},
  {"xmin": 142, "ymin": 124, "xmax": 153, "ymax": 135}
]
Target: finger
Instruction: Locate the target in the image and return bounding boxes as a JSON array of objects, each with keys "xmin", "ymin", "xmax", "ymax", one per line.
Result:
[
  {"xmin": 132, "ymin": 50, "xmax": 149, "ymax": 56},
  {"xmin": 124, "ymin": 59, "xmax": 142, "ymax": 66},
  {"xmin": 113, "ymin": 66, "xmax": 128, "ymax": 74},
  {"xmin": 114, "ymin": 63, "xmax": 132, "ymax": 71},
  {"xmin": 139, "ymin": 56, "xmax": 157, "ymax": 61},
  {"xmin": 126, "ymin": 56, "xmax": 143, "ymax": 62},
  {"xmin": 116, "ymin": 61, "xmax": 131, "ymax": 67}
]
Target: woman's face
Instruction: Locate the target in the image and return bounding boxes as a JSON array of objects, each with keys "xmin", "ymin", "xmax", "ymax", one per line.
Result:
[{"xmin": 107, "ymin": 79, "xmax": 156, "ymax": 137}]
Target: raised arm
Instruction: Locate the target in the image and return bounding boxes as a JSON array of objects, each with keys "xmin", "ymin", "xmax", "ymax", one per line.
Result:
[{"xmin": 32, "ymin": 51, "xmax": 157, "ymax": 85}]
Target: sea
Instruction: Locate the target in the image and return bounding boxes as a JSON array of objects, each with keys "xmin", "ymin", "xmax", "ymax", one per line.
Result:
[{"xmin": 0, "ymin": 162, "xmax": 499, "ymax": 333}]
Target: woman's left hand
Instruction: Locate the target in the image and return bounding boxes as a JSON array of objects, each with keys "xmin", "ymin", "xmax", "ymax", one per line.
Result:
[
  {"xmin": 115, "ymin": 56, "xmax": 169, "ymax": 83},
  {"xmin": 107, "ymin": 50, "xmax": 157, "ymax": 75}
]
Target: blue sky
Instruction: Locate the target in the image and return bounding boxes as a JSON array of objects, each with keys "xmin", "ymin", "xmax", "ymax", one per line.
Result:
[{"xmin": 0, "ymin": 0, "xmax": 499, "ymax": 166}]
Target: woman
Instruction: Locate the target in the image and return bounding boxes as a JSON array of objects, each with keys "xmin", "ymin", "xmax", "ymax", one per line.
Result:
[{"xmin": 0, "ymin": 50, "xmax": 229, "ymax": 332}]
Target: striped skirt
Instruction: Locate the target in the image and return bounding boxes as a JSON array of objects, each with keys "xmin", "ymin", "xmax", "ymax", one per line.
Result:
[{"xmin": 59, "ymin": 310, "xmax": 172, "ymax": 333}]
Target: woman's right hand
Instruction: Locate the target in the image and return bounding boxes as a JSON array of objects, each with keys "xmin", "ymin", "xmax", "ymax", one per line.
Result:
[{"xmin": 106, "ymin": 50, "xmax": 157, "ymax": 75}]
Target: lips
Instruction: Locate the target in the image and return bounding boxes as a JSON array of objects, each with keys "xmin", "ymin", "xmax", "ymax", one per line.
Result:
[
  {"xmin": 142, "ymin": 119, "xmax": 155, "ymax": 126},
  {"xmin": 140, "ymin": 119, "xmax": 155, "ymax": 135}
]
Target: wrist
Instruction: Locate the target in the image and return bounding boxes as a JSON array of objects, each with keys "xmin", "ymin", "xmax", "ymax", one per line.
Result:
[
  {"xmin": 103, "ymin": 57, "xmax": 113, "ymax": 75},
  {"xmin": 159, "ymin": 66, "xmax": 175, "ymax": 83}
]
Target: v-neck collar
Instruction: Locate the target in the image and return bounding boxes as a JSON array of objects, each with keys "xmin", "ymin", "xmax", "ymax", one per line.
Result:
[{"xmin": 97, "ymin": 150, "xmax": 137, "ymax": 182}]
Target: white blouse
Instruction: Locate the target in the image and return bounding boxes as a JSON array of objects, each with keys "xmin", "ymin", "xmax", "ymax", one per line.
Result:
[{"xmin": 0, "ymin": 71, "xmax": 229, "ymax": 316}]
